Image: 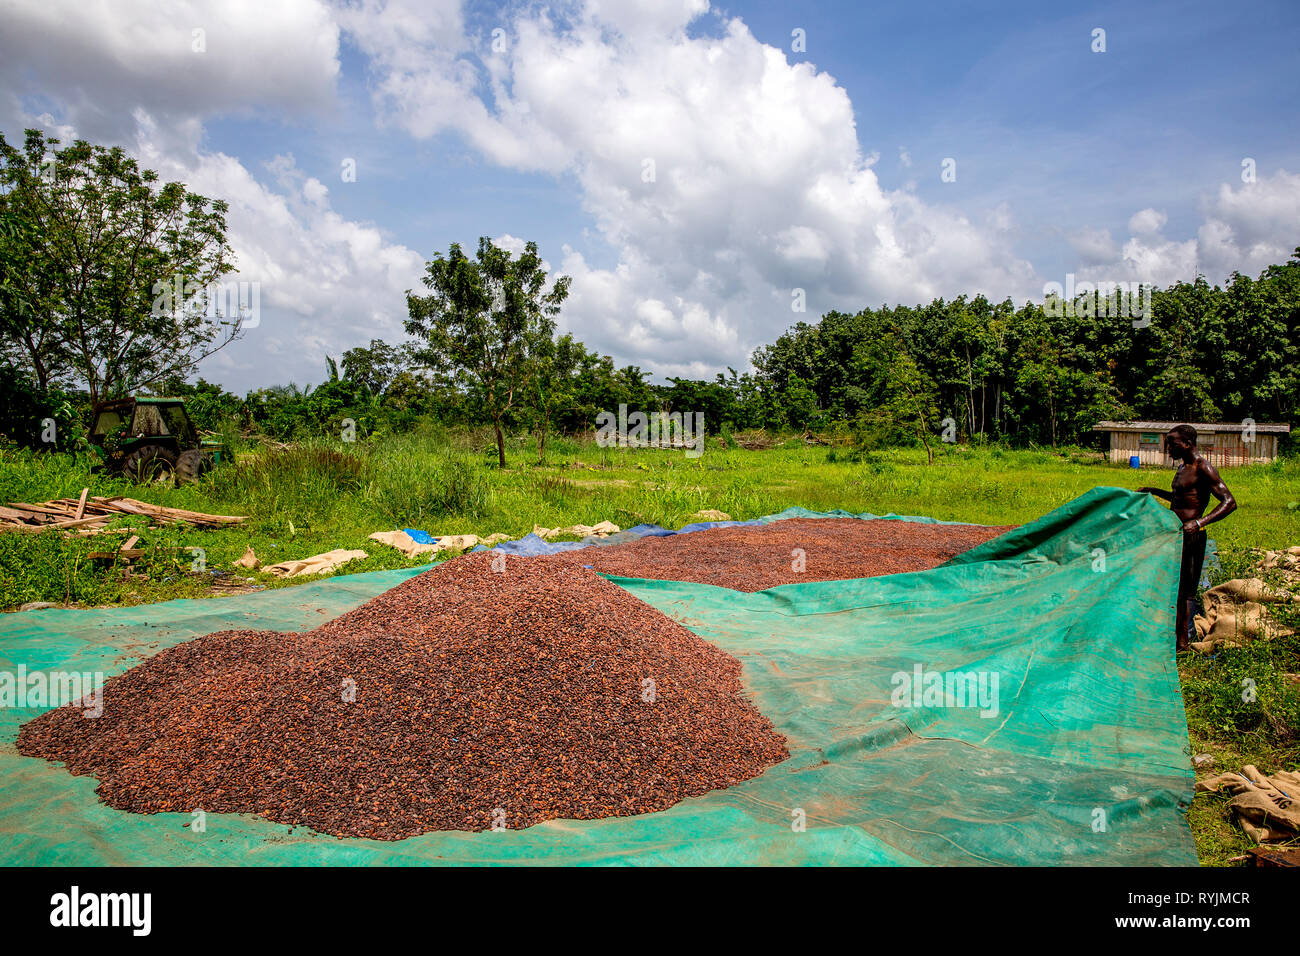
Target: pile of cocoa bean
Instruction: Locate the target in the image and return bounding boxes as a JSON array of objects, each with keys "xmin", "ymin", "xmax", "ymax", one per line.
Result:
[{"xmin": 18, "ymin": 553, "xmax": 788, "ymax": 840}]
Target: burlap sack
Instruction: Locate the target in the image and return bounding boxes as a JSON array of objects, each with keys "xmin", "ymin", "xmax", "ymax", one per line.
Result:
[
  {"xmin": 263, "ymin": 549, "xmax": 367, "ymax": 578},
  {"xmin": 1196, "ymin": 766, "xmax": 1300, "ymax": 843},
  {"xmin": 369, "ymin": 530, "xmax": 514, "ymax": 556},
  {"xmin": 532, "ymin": 521, "xmax": 620, "ymax": 540},
  {"xmin": 368, "ymin": 530, "xmax": 437, "ymax": 557},
  {"xmin": 1192, "ymin": 576, "xmax": 1297, "ymax": 652},
  {"xmin": 1261, "ymin": 545, "xmax": 1300, "ymax": 572}
]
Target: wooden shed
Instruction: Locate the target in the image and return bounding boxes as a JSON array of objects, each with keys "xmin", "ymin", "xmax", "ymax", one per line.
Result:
[{"xmin": 1092, "ymin": 421, "xmax": 1290, "ymax": 467}]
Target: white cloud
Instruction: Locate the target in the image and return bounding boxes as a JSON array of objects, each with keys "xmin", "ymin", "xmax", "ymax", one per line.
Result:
[
  {"xmin": 6, "ymin": 0, "xmax": 1295, "ymax": 391},
  {"xmin": 127, "ymin": 122, "xmax": 426, "ymax": 386},
  {"xmin": 1128, "ymin": 208, "xmax": 1167, "ymax": 235},
  {"xmin": 341, "ymin": 1, "xmax": 1038, "ymax": 375},
  {"xmin": 1201, "ymin": 170, "xmax": 1300, "ymax": 272},
  {"xmin": 0, "ymin": 0, "xmax": 340, "ymax": 142},
  {"xmin": 492, "ymin": 234, "xmax": 530, "ymax": 257},
  {"xmin": 1081, "ymin": 171, "xmax": 1300, "ymax": 288},
  {"xmin": 303, "ymin": 177, "xmax": 330, "ymax": 206},
  {"xmin": 1069, "ymin": 227, "xmax": 1119, "ymax": 266}
]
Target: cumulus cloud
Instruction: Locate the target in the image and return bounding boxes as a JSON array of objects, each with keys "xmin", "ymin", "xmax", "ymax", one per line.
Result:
[
  {"xmin": 342, "ymin": 0, "xmax": 1038, "ymax": 376},
  {"xmin": 1069, "ymin": 227, "xmax": 1119, "ymax": 266},
  {"xmin": 0, "ymin": 0, "xmax": 340, "ymax": 142},
  {"xmin": 126, "ymin": 115, "xmax": 426, "ymax": 385},
  {"xmin": 1080, "ymin": 171, "xmax": 1300, "ymax": 289},
  {"xmin": 1128, "ymin": 208, "xmax": 1167, "ymax": 235}
]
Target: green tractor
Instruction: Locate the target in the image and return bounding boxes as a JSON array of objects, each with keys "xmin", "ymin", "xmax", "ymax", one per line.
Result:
[{"xmin": 88, "ymin": 397, "xmax": 229, "ymax": 484}]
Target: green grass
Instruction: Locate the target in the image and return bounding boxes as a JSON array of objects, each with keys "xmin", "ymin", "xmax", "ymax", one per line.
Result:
[{"xmin": 2, "ymin": 431, "xmax": 1298, "ymax": 864}]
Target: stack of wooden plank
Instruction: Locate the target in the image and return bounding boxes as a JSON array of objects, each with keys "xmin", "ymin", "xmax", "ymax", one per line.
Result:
[{"xmin": 1, "ymin": 489, "xmax": 245, "ymax": 533}]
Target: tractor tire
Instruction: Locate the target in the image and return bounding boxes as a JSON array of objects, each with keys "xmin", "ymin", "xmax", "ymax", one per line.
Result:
[
  {"xmin": 123, "ymin": 445, "xmax": 177, "ymax": 483},
  {"xmin": 175, "ymin": 449, "xmax": 205, "ymax": 485}
]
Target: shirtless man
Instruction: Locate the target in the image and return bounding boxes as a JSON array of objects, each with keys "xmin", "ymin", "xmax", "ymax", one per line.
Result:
[{"xmin": 1137, "ymin": 424, "xmax": 1236, "ymax": 649}]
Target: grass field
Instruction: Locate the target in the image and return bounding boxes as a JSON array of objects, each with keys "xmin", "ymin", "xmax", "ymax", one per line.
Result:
[{"xmin": 2, "ymin": 429, "xmax": 1297, "ymax": 864}]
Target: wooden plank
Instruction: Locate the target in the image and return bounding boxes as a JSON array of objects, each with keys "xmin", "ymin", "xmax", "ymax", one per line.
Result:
[
  {"xmin": 5, "ymin": 502, "xmax": 73, "ymax": 517},
  {"xmin": 120, "ymin": 535, "xmax": 140, "ymax": 551},
  {"xmin": 112, "ymin": 498, "xmax": 246, "ymax": 525},
  {"xmin": 74, "ymin": 488, "xmax": 89, "ymax": 520},
  {"xmin": 12, "ymin": 515, "xmax": 110, "ymax": 532},
  {"xmin": 101, "ymin": 499, "xmax": 153, "ymax": 517}
]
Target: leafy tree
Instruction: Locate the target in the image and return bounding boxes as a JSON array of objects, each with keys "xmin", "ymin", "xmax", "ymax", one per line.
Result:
[
  {"xmin": 782, "ymin": 376, "xmax": 820, "ymax": 429},
  {"xmin": 714, "ymin": 366, "xmax": 770, "ymax": 429},
  {"xmin": 342, "ymin": 338, "xmax": 411, "ymax": 395},
  {"xmin": 0, "ymin": 186, "xmax": 68, "ymax": 392},
  {"xmin": 664, "ymin": 375, "xmax": 732, "ymax": 434},
  {"xmin": 405, "ymin": 237, "xmax": 570, "ymax": 467},
  {"xmin": 1135, "ymin": 277, "xmax": 1221, "ymax": 421},
  {"xmin": 528, "ymin": 332, "xmax": 585, "ymax": 464},
  {"xmin": 0, "ymin": 129, "xmax": 238, "ymax": 404},
  {"xmin": 852, "ymin": 353, "xmax": 939, "ymax": 462}
]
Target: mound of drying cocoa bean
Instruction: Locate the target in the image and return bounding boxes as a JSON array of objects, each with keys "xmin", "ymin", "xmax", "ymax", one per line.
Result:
[
  {"xmin": 17, "ymin": 553, "xmax": 788, "ymax": 840},
  {"xmin": 545, "ymin": 517, "xmax": 1013, "ymax": 591}
]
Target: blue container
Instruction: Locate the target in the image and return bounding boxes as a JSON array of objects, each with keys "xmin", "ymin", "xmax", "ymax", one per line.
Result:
[{"xmin": 1129, "ymin": 455, "xmax": 1141, "ymax": 468}]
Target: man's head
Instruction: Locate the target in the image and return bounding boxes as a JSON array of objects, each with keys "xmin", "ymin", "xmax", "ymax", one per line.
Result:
[{"xmin": 1165, "ymin": 424, "xmax": 1197, "ymax": 459}]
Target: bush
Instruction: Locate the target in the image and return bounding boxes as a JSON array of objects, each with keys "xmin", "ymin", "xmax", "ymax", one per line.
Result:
[
  {"xmin": 1183, "ymin": 633, "xmax": 1300, "ymax": 751},
  {"xmin": 0, "ymin": 366, "xmax": 87, "ymax": 452},
  {"xmin": 0, "ymin": 531, "xmax": 118, "ymax": 608}
]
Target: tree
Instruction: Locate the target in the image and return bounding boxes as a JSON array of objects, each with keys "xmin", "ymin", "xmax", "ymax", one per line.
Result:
[
  {"xmin": 405, "ymin": 237, "xmax": 570, "ymax": 467},
  {"xmin": 0, "ymin": 129, "xmax": 239, "ymax": 404},
  {"xmin": 664, "ymin": 375, "xmax": 732, "ymax": 435},
  {"xmin": 1135, "ymin": 277, "xmax": 1220, "ymax": 422},
  {"xmin": 342, "ymin": 338, "xmax": 411, "ymax": 395},
  {"xmin": 782, "ymin": 376, "xmax": 820, "ymax": 429},
  {"xmin": 528, "ymin": 332, "xmax": 585, "ymax": 464},
  {"xmin": 0, "ymin": 152, "xmax": 70, "ymax": 393},
  {"xmin": 854, "ymin": 347, "xmax": 941, "ymax": 463}
]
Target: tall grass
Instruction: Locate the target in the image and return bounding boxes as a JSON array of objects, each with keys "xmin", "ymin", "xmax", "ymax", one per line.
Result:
[{"xmin": 362, "ymin": 436, "xmax": 491, "ymax": 524}]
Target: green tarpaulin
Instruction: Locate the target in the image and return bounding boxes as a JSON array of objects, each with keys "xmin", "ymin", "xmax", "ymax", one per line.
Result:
[{"xmin": 0, "ymin": 486, "xmax": 1194, "ymax": 865}]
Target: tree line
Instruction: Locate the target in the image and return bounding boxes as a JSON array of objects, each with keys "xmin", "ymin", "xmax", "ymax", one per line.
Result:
[{"xmin": 2, "ymin": 127, "xmax": 1297, "ymax": 460}]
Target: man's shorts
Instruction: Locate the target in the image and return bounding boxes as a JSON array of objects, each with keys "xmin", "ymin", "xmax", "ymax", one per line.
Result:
[{"xmin": 1179, "ymin": 528, "xmax": 1208, "ymax": 602}]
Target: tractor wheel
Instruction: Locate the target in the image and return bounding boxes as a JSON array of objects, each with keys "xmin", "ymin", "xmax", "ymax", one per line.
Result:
[
  {"xmin": 123, "ymin": 445, "xmax": 177, "ymax": 483},
  {"xmin": 175, "ymin": 449, "xmax": 206, "ymax": 485}
]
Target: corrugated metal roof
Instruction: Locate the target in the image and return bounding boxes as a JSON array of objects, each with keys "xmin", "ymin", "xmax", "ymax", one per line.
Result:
[{"xmin": 1092, "ymin": 421, "xmax": 1290, "ymax": 433}]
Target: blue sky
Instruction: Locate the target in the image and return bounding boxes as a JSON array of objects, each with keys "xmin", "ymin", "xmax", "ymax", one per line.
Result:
[{"xmin": 2, "ymin": 0, "xmax": 1297, "ymax": 392}]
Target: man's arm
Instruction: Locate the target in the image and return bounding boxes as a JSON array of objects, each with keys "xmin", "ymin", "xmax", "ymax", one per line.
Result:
[
  {"xmin": 1136, "ymin": 486, "xmax": 1174, "ymax": 501},
  {"xmin": 1186, "ymin": 461, "xmax": 1236, "ymax": 532}
]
